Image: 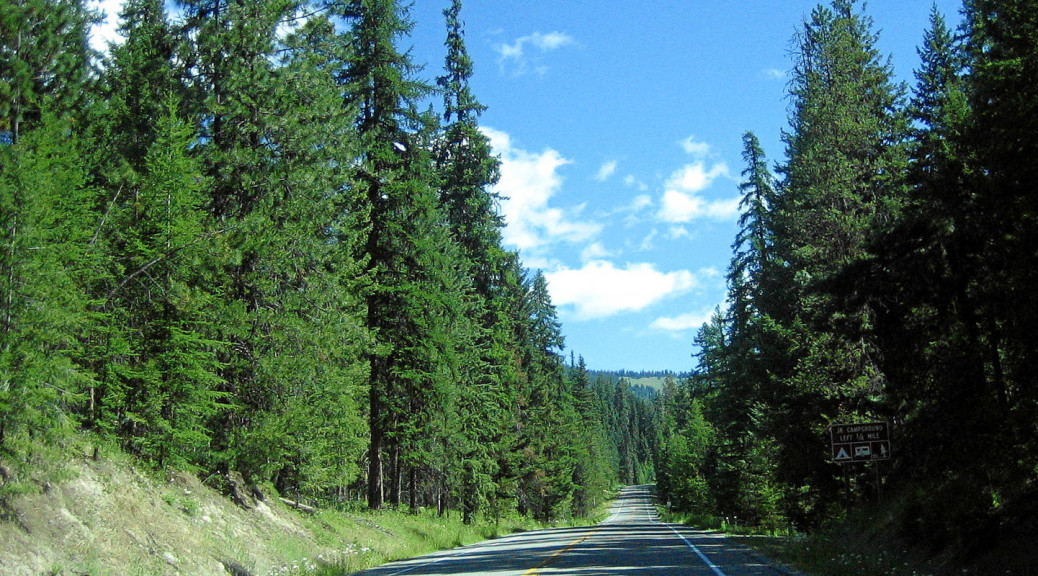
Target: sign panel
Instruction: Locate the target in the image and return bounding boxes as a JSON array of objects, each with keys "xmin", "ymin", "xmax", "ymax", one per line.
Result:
[{"xmin": 829, "ymin": 422, "xmax": 890, "ymax": 463}]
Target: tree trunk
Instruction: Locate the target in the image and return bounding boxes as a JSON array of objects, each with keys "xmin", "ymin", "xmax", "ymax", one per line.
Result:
[
  {"xmin": 409, "ymin": 466, "xmax": 418, "ymax": 512},
  {"xmin": 390, "ymin": 441, "xmax": 401, "ymax": 508},
  {"xmin": 367, "ymin": 358, "xmax": 385, "ymax": 509}
]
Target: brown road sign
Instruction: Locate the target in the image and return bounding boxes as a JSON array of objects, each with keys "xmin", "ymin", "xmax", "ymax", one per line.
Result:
[{"xmin": 830, "ymin": 421, "xmax": 890, "ymax": 463}]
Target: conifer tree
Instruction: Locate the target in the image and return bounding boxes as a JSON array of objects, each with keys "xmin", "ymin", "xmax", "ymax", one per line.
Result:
[
  {"xmin": 172, "ymin": 0, "xmax": 371, "ymax": 492},
  {"xmin": 173, "ymin": 0, "xmax": 288, "ymax": 478},
  {"xmin": 338, "ymin": 0, "xmax": 466, "ymax": 510},
  {"xmin": 692, "ymin": 132, "xmax": 783, "ymax": 526},
  {"xmin": 261, "ymin": 9, "xmax": 370, "ymax": 500},
  {"xmin": 434, "ymin": 0, "xmax": 515, "ymax": 522},
  {"xmin": 90, "ymin": 0, "xmax": 181, "ymax": 182},
  {"xmin": 97, "ymin": 100, "xmax": 227, "ymax": 469},
  {"xmin": 967, "ymin": 0, "xmax": 1038, "ymax": 437},
  {"xmin": 0, "ymin": 0, "xmax": 96, "ymax": 143},
  {"xmin": 770, "ymin": 0, "xmax": 909, "ymax": 526},
  {"xmin": 0, "ymin": 115, "xmax": 98, "ymax": 451}
]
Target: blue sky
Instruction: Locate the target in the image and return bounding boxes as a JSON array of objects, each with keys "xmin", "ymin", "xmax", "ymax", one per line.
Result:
[{"xmin": 92, "ymin": 0, "xmax": 963, "ymax": 372}]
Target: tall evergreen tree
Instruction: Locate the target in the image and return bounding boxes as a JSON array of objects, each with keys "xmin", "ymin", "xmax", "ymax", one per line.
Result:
[
  {"xmin": 948, "ymin": 0, "xmax": 1038, "ymax": 549},
  {"xmin": 860, "ymin": 7, "xmax": 983, "ymax": 547},
  {"xmin": 690, "ymin": 132, "xmax": 783, "ymax": 526},
  {"xmin": 96, "ymin": 100, "xmax": 227, "ymax": 469},
  {"xmin": 338, "ymin": 0, "xmax": 466, "ymax": 510},
  {"xmin": 770, "ymin": 0, "xmax": 909, "ymax": 526},
  {"xmin": 90, "ymin": 0, "xmax": 181, "ymax": 182},
  {"xmin": 432, "ymin": 0, "xmax": 516, "ymax": 523},
  {"xmin": 167, "ymin": 0, "xmax": 372, "ymax": 494},
  {"xmin": 0, "ymin": 0, "xmax": 96, "ymax": 143},
  {"xmin": 0, "ymin": 115, "xmax": 98, "ymax": 452}
]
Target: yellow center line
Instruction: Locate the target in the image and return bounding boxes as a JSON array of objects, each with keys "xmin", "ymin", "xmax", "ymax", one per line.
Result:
[
  {"xmin": 522, "ymin": 524, "xmax": 604, "ymax": 576},
  {"xmin": 523, "ymin": 491, "xmax": 634, "ymax": 575}
]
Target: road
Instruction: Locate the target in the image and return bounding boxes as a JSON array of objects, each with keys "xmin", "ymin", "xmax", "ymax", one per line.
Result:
[{"xmin": 351, "ymin": 486, "xmax": 797, "ymax": 576}]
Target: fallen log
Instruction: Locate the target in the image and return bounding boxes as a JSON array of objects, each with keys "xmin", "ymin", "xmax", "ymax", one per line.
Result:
[{"xmin": 280, "ymin": 497, "xmax": 315, "ymax": 514}]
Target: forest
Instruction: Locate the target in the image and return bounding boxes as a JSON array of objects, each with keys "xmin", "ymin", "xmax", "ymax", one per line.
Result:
[
  {"xmin": 2, "ymin": 0, "xmax": 1037, "ymax": 567},
  {"xmin": 653, "ymin": 0, "xmax": 1038, "ymax": 563},
  {"xmin": 0, "ymin": 0, "xmax": 657, "ymax": 523}
]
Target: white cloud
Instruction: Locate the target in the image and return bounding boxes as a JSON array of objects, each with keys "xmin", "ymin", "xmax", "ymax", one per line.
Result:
[
  {"xmin": 544, "ymin": 260, "xmax": 699, "ymax": 321},
  {"xmin": 680, "ymin": 135, "xmax": 711, "ymax": 157},
  {"xmin": 595, "ymin": 160, "xmax": 618, "ymax": 182},
  {"xmin": 581, "ymin": 242, "xmax": 613, "ymax": 261},
  {"xmin": 653, "ymin": 136, "xmax": 738, "ymax": 223},
  {"xmin": 483, "ymin": 127, "xmax": 601, "ymax": 254},
  {"xmin": 659, "ymin": 188, "xmax": 740, "ymax": 222},
  {"xmin": 656, "ymin": 162, "xmax": 738, "ymax": 223},
  {"xmin": 630, "ymin": 194, "xmax": 652, "ymax": 211},
  {"xmin": 624, "ymin": 175, "xmax": 649, "ymax": 191},
  {"xmin": 666, "ymin": 225, "xmax": 693, "ymax": 240},
  {"xmin": 761, "ymin": 68, "xmax": 786, "ymax": 80},
  {"xmin": 668, "ymin": 162, "xmax": 729, "ymax": 194},
  {"xmin": 497, "ymin": 31, "xmax": 576, "ymax": 76},
  {"xmin": 636, "ymin": 229, "xmax": 658, "ymax": 251},
  {"xmin": 650, "ymin": 310, "xmax": 715, "ymax": 333},
  {"xmin": 532, "ymin": 31, "xmax": 575, "ymax": 50}
]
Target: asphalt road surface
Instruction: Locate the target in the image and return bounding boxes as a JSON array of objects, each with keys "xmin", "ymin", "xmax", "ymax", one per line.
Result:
[{"xmin": 351, "ymin": 485, "xmax": 797, "ymax": 576}]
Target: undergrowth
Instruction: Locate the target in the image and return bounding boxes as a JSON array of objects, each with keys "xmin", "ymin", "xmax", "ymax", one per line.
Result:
[
  {"xmin": 661, "ymin": 504, "xmax": 1036, "ymax": 576},
  {"xmin": 0, "ymin": 433, "xmax": 618, "ymax": 576}
]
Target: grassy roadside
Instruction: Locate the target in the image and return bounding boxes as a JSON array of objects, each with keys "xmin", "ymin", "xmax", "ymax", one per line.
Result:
[
  {"xmin": 287, "ymin": 507, "xmax": 537, "ymax": 575},
  {"xmin": 213, "ymin": 483, "xmax": 618, "ymax": 575},
  {"xmin": 658, "ymin": 508, "xmax": 935, "ymax": 576},
  {"xmin": 660, "ymin": 507, "xmax": 1033, "ymax": 576},
  {"xmin": 294, "ymin": 504, "xmax": 602, "ymax": 576},
  {"xmin": 0, "ymin": 434, "xmax": 619, "ymax": 576}
]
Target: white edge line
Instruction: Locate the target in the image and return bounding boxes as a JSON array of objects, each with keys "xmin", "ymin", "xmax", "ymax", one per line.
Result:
[
  {"xmin": 666, "ymin": 524, "xmax": 728, "ymax": 576},
  {"xmin": 384, "ymin": 489, "xmax": 638, "ymax": 576}
]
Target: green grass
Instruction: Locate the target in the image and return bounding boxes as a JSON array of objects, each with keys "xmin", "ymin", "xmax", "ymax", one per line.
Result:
[
  {"xmin": 269, "ymin": 507, "xmax": 566, "ymax": 576},
  {"xmin": 1, "ymin": 434, "xmax": 620, "ymax": 576},
  {"xmin": 285, "ymin": 490, "xmax": 619, "ymax": 576},
  {"xmin": 661, "ymin": 510, "xmax": 935, "ymax": 576},
  {"xmin": 769, "ymin": 530, "xmax": 935, "ymax": 576},
  {"xmin": 662, "ymin": 501, "xmax": 1036, "ymax": 576}
]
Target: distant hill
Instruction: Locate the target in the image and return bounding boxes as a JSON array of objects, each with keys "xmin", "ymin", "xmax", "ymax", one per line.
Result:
[{"xmin": 586, "ymin": 370, "xmax": 689, "ymax": 399}]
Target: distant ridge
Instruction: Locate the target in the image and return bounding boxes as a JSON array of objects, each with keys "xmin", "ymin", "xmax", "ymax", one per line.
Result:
[{"xmin": 585, "ymin": 369, "xmax": 690, "ymax": 399}]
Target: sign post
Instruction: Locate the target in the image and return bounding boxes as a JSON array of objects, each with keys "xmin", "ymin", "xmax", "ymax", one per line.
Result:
[{"xmin": 829, "ymin": 421, "xmax": 890, "ymax": 464}]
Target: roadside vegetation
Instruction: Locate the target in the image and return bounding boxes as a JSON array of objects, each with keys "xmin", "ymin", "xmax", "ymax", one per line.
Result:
[
  {"xmin": 1, "ymin": 0, "xmax": 642, "ymax": 540},
  {"xmin": 663, "ymin": 500, "xmax": 1037, "ymax": 576},
  {"xmin": 0, "ymin": 434, "xmax": 614, "ymax": 576},
  {"xmin": 4, "ymin": 0, "xmax": 1036, "ymax": 573},
  {"xmin": 652, "ymin": 1, "xmax": 1038, "ymax": 574}
]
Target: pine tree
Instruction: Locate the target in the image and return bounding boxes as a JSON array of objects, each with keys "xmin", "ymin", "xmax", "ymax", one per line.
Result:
[
  {"xmin": 769, "ymin": 0, "xmax": 909, "ymax": 526},
  {"xmin": 0, "ymin": 115, "xmax": 98, "ymax": 452},
  {"xmin": 338, "ymin": 0, "xmax": 467, "ymax": 510},
  {"xmin": 968, "ymin": 0, "xmax": 1038, "ymax": 439},
  {"xmin": 433, "ymin": 0, "xmax": 516, "ymax": 522},
  {"xmin": 170, "ymin": 0, "xmax": 371, "ymax": 493},
  {"xmin": 172, "ymin": 0, "xmax": 289, "ymax": 478},
  {"xmin": 0, "ymin": 0, "xmax": 96, "ymax": 143},
  {"xmin": 259, "ymin": 8, "xmax": 370, "ymax": 500},
  {"xmin": 693, "ymin": 132, "xmax": 783, "ymax": 526},
  {"xmin": 946, "ymin": 0, "xmax": 1038, "ymax": 548},
  {"xmin": 867, "ymin": 7, "xmax": 981, "ymax": 539},
  {"xmin": 97, "ymin": 99, "xmax": 227, "ymax": 469},
  {"xmin": 90, "ymin": 0, "xmax": 181, "ymax": 183}
]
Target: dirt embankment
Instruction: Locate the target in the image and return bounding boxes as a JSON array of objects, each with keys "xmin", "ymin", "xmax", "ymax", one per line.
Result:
[{"xmin": 0, "ymin": 447, "xmax": 348, "ymax": 576}]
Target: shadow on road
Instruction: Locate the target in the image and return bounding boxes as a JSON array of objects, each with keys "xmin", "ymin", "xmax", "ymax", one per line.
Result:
[
  {"xmin": 354, "ymin": 522, "xmax": 784, "ymax": 576},
  {"xmin": 353, "ymin": 486, "xmax": 787, "ymax": 576}
]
